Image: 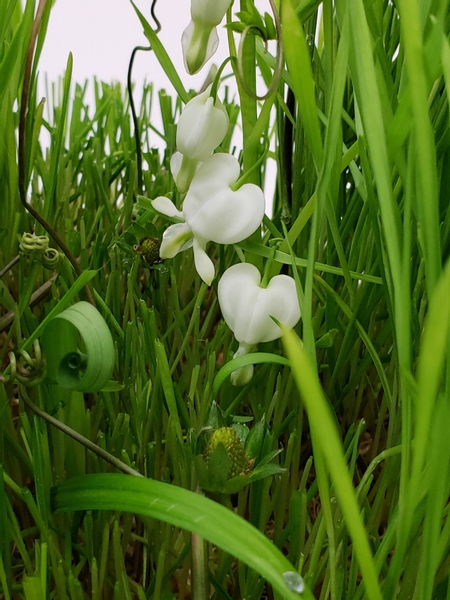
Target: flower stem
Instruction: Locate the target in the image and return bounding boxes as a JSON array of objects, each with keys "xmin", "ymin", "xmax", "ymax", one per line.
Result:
[{"xmin": 191, "ymin": 486, "xmax": 208, "ymax": 600}]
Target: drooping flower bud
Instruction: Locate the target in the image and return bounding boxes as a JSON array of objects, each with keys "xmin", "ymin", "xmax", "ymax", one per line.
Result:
[
  {"xmin": 153, "ymin": 154, "xmax": 265, "ymax": 285},
  {"xmin": 177, "ymin": 86, "xmax": 229, "ymax": 161},
  {"xmin": 217, "ymin": 263, "xmax": 301, "ymax": 385},
  {"xmin": 182, "ymin": 0, "xmax": 233, "ymax": 74},
  {"xmin": 172, "ymin": 85, "xmax": 229, "ymax": 192}
]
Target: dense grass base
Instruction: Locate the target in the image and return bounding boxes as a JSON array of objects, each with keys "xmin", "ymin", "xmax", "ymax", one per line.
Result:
[{"xmin": 2, "ymin": 0, "xmax": 450, "ymax": 598}]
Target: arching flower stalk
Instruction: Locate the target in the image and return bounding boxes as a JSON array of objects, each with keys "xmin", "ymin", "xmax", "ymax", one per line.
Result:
[
  {"xmin": 218, "ymin": 263, "xmax": 301, "ymax": 385},
  {"xmin": 153, "ymin": 154, "xmax": 265, "ymax": 286}
]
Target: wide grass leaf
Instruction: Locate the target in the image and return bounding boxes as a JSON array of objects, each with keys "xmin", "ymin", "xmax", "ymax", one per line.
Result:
[{"xmin": 52, "ymin": 473, "xmax": 314, "ymax": 600}]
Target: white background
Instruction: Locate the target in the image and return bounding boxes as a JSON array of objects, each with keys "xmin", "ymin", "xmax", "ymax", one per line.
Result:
[
  {"xmin": 38, "ymin": 0, "xmax": 276, "ymax": 199},
  {"xmin": 39, "ymin": 0, "xmax": 235, "ymax": 106}
]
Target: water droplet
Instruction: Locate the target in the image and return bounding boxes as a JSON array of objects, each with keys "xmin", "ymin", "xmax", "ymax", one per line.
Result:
[{"xmin": 283, "ymin": 571, "xmax": 305, "ymax": 594}]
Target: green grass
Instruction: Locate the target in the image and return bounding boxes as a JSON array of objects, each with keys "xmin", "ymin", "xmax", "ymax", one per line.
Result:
[{"xmin": 1, "ymin": 0, "xmax": 450, "ymax": 598}]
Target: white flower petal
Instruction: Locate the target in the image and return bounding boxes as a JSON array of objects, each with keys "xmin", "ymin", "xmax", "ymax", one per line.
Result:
[
  {"xmin": 183, "ymin": 153, "xmax": 264, "ymax": 246},
  {"xmin": 188, "ymin": 154, "xmax": 241, "ymax": 197},
  {"xmin": 247, "ymin": 275, "xmax": 300, "ymax": 343},
  {"xmin": 177, "ymin": 87, "xmax": 229, "ymax": 161},
  {"xmin": 190, "ymin": 0, "xmax": 233, "ymax": 26},
  {"xmin": 170, "ymin": 151, "xmax": 183, "ymax": 181},
  {"xmin": 182, "ymin": 154, "xmax": 265, "ymax": 245},
  {"xmin": 152, "ymin": 196, "xmax": 183, "ymax": 219},
  {"xmin": 171, "ymin": 153, "xmax": 201, "ymax": 194},
  {"xmin": 188, "ymin": 183, "xmax": 265, "ymax": 244},
  {"xmin": 230, "ymin": 342, "xmax": 254, "ymax": 386},
  {"xmin": 231, "ymin": 363, "xmax": 254, "ymax": 386},
  {"xmin": 218, "ymin": 264, "xmax": 261, "ymax": 342},
  {"xmin": 192, "ymin": 238, "xmax": 215, "ymax": 285},
  {"xmin": 160, "ymin": 222, "xmax": 193, "ymax": 259},
  {"xmin": 218, "ymin": 263, "xmax": 301, "ymax": 345},
  {"xmin": 182, "ymin": 20, "xmax": 219, "ymax": 75}
]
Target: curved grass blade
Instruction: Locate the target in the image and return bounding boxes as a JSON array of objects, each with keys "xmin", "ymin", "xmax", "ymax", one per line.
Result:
[
  {"xmin": 42, "ymin": 301, "xmax": 114, "ymax": 392},
  {"xmin": 212, "ymin": 353, "xmax": 289, "ymax": 397},
  {"xmin": 282, "ymin": 327, "xmax": 383, "ymax": 600},
  {"xmin": 130, "ymin": 1, "xmax": 189, "ymax": 104},
  {"xmin": 52, "ymin": 473, "xmax": 314, "ymax": 600}
]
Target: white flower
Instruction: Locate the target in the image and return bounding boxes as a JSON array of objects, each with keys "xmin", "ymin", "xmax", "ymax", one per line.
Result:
[
  {"xmin": 177, "ymin": 86, "xmax": 229, "ymax": 161},
  {"xmin": 182, "ymin": 0, "xmax": 233, "ymax": 74},
  {"xmin": 218, "ymin": 262, "xmax": 301, "ymax": 385},
  {"xmin": 172, "ymin": 85, "xmax": 229, "ymax": 192},
  {"xmin": 153, "ymin": 154, "xmax": 265, "ymax": 286}
]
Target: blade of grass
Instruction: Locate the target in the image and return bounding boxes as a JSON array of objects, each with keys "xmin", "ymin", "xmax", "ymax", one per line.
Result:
[
  {"xmin": 282, "ymin": 326, "xmax": 383, "ymax": 600},
  {"xmin": 52, "ymin": 472, "xmax": 315, "ymax": 600}
]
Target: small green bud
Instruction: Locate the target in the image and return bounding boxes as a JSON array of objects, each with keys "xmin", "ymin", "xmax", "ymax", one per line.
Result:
[
  {"xmin": 206, "ymin": 427, "xmax": 253, "ymax": 479},
  {"xmin": 134, "ymin": 237, "xmax": 161, "ymax": 265}
]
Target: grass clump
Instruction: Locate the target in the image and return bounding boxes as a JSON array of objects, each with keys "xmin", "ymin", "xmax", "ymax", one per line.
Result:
[{"xmin": 1, "ymin": 0, "xmax": 450, "ymax": 599}]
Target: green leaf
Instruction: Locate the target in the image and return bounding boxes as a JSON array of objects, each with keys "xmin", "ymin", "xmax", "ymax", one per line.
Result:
[
  {"xmin": 52, "ymin": 473, "xmax": 314, "ymax": 600},
  {"xmin": 42, "ymin": 301, "xmax": 115, "ymax": 392},
  {"xmin": 100, "ymin": 381, "xmax": 125, "ymax": 392},
  {"xmin": 0, "ymin": 0, "xmax": 33, "ymax": 100},
  {"xmin": 315, "ymin": 329, "xmax": 338, "ymax": 348},
  {"xmin": 45, "ymin": 52, "xmax": 73, "ymax": 218},
  {"xmin": 282, "ymin": 327, "xmax": 383, "ymax": 600},
  {"xmin": 213, "ymin": 353, "xmax": 289, "ymax": 398},
  {"xmin": 195, "ymin": 445, "xmax": 230, "ymax": 492},
  {"xmin": 281, "ymin": 0, "xmax": 323, "ymax": 170},
  {"xmin": 245, "ymin": 416, "xmax": 266, "ymax": 461}
]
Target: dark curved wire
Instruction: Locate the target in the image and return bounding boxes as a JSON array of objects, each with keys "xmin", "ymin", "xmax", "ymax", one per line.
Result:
[
  {"xmin": 127, "ymin": 0, "xmax": 161, "ymax": 195},
  {"xmin": 127, "ymin": 45, "xmax": 151, "ymax": 195},
  {"xmin": 150, "ymin": 0, "xmax": 161, "ymax": 32}
]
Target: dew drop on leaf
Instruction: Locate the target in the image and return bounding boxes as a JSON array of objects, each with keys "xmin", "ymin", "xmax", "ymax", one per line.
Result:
[{"xmin": 283, "ymin": 571, "xmax": 305, "ymax": 594}]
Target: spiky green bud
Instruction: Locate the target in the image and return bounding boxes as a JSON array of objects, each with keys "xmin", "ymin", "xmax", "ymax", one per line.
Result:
[
  {"xmin": 134, "ymin": 237, "xmax": 161, "ymax": 265},
  {"xmin": 206, "ymin": 427, "xmax": 252, "ymax": 479}
]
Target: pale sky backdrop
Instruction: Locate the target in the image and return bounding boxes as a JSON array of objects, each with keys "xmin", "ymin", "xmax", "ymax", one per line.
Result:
[
  {"xmin": 38, "ymin": 0, "xmax": 276, "ymax": 198},
  {"xmin": 39, "ymin": 0, "xmax": 234, "ymax": 98}
]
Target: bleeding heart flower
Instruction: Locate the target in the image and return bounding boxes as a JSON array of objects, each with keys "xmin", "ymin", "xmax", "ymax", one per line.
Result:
[
  {"xmin": 172, "ymin": 85, "xmax": 229, "ymax": 193},
  {"xmin": 182, "ymin": 0, "xmax": 233, "ymax": 74},
  {"xmin": 153, "ymin": 154, "xmax": 265, "ymax": 285},
  {"xmin": 218, "ymin": 262, "xmax": 301, "ymax": 385}
]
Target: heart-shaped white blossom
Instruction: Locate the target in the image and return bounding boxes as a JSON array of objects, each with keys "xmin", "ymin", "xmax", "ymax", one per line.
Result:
[
  {"xmin": 153, "ymin": 154, "xmax": 265, "ymax": 285},
  {"xmin": 218, "ymin": 263, "xmax": 301, "ymax": 344},
  {"xmin": 218, "ymin": 262, "xmax": 301, "ymax": 385}
]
